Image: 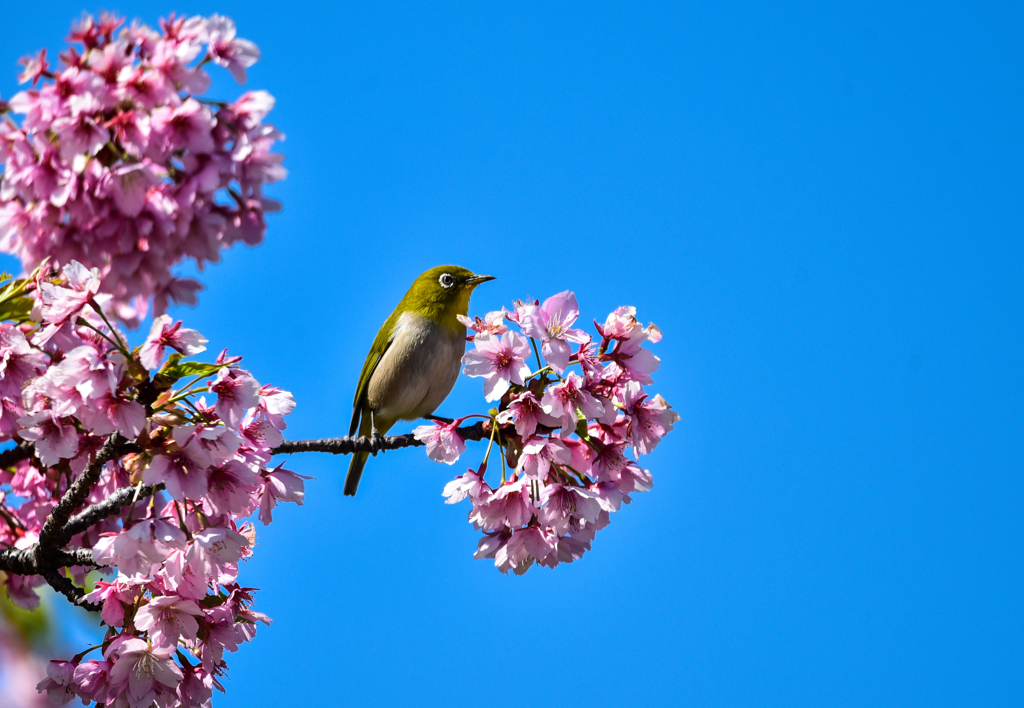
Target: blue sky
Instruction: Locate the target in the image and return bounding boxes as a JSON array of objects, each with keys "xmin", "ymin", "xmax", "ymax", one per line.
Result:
[{"xmin": 2, "ymin": 1, "xmax": 1022, "ymax": 706}]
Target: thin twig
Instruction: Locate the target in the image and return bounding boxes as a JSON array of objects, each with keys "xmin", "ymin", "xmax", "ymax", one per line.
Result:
[
  {"xmin": 271, "ymin": 421, "xmax": 491, "ymax": 456},
  {"xmin": 61, "ymin": 482, "xmax": 164, "ymax": 545}
]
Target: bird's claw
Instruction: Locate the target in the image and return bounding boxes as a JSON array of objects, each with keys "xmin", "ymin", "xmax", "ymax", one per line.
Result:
[{"xmin": 369, "ymin": 429, "xmax": 384, "ymax": 456}]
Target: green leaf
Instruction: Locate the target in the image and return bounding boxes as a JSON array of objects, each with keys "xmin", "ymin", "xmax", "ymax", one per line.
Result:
[
  {"xmin": 168, "ymin": 361, "xmax": 224, "ymax": 379},
  {"xmin": 0, "ymin": 275, "xmax": 34, "ymax": 324},
  {"xmin": 0, "ymin": 296, "xmax": 33, "ymax": 324},
  {"xmin": 153, "ymin": 354, "xmax": 225, "ymax": 386}
]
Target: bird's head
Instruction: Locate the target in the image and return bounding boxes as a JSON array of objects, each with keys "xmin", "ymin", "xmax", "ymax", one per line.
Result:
[{"xmin": 402, "ymin": 265, "xmax": 495, "ymax": 329}]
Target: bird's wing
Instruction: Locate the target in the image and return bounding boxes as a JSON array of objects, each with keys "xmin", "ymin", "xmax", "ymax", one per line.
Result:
[{"xmin": 349, "ymin": 311, "xmax": 402, "ymax": 436}]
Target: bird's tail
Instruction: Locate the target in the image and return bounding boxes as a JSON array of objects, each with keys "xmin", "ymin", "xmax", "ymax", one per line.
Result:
[
  {"xmin": 344, "ymin": 411, "xmax": 392, "ymax": 496},
  {"xmin": 344, "ymin": 451, "xmax": 368, "ymax": 497}
]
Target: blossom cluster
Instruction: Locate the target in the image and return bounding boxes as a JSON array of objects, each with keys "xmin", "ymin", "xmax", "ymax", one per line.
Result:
[
  {"xmin": 415, "ymin": 292, "xmax": 678, "ymax": 575},
  {"xmin": 0, "ymin": 12, "xmax": 284, "ymax": 325},
  {"xmin": 0, "ymin": 261, "xmax": 304, "ymax": 706}
]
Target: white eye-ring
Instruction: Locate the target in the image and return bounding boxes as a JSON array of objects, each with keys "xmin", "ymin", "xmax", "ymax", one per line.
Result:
[{"xmin": 439, "ymin": 273, "xmax": 455, "ymax": 288}]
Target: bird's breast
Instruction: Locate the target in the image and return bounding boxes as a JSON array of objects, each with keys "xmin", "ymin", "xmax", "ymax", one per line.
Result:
[{"xmin": 367, "ymin": 311, "xmax": 466, "ymax": 421}]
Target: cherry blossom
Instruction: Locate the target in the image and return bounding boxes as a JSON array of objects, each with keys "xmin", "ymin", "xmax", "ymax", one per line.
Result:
[
  {"xmin": 413, "ymin": 420, "xmax": 468, "ymax": 464},
  {"xmin": 106, "ymin": 637, "xmax": 183, "ymax": 707},
  {"xmin": 541, "ymin": 372, "xmax": 606, "ymax": 437},
  {"xmin": 0, "ymin": 259, "xmax": 301, "ymax": 708},
  {"xmin": 443, "ymin": 293, "xmax": 676, "ymax": 574},
  {"xmin": 519, "ymin": 291, "xmax": 590, "ymax": 374},
  {"xmin": 139, "ymin": 314, "xmax": 209, "ymax": 370},
  {"xmin": 460, "ymin": 330, "xmax": 533, "ymax": 401},
  {"xmin": 0, "ymin": 12, "xmax": 284, "ymax": 324}
]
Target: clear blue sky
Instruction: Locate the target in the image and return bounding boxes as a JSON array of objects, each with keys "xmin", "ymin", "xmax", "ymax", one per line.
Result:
[{"xmin": 2, "ymin": 2, "xmax": 1022, "ymax": 706}]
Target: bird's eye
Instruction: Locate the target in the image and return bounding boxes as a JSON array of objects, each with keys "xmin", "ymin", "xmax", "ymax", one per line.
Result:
[{"xmin": 439, "ymin": 273, "xmax": 455, "ymax": 288}]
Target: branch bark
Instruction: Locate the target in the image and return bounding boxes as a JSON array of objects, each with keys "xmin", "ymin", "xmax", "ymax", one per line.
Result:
[
  {"xmin": 0, "ymin": 434, "xmax": 139, "ymax": 609},
  {"xmin": 0, "ymin": 422, "xmax": 489, "ymax": 610},
  {"xmin": 272, "ymin": 420, "xmax": 491, "ymax": 456}
]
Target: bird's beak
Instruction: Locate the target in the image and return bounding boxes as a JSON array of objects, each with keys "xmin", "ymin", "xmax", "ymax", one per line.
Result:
[{"xmin": 466, "ymin": 274, "xmax": 496, "ymax": 287}]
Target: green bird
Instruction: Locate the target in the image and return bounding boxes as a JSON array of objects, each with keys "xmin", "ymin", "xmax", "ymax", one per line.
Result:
[{"xmin": 344, "ymin": 265, "xmax": 495, "ymax": 496}]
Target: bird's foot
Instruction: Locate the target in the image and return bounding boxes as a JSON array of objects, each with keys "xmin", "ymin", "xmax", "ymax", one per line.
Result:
[{"xmin": 369, "ymin": 428, "xmax": 384, "ymax": 456}]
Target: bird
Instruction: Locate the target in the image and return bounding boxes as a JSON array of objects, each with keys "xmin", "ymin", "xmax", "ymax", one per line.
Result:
[{"xmin": 344, "ymin": 265, "xmax": 495, "ymax": 496}]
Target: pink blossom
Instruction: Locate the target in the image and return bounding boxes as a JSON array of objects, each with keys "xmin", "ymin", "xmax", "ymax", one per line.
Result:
[
  {"xmin": 255, "ymin": 384, "xmax": 296, "ymax": 430},
  {"xmin": 0, "ymin": 14, "xmax": 283, "ymax": 320},
  {"xmin": 10, "ymin": 462, "xmax": 48, "ymax": 500},
  {"xmin": 17, "ymin": 412, "xmax": 79, "ymax": 466},
  {"xmin": 24, "ymin": 344, "xmax": 122, "ymax": 418},
  {"xmin": 554, "ymin": 535, "xmax": 591, "ymax": 564},
  {"xmin": 173, "ymin": 422, "xmax": 239, "ymax": 467},
  {"xmin": 474, "ymin": 528, "xmax": 513, "ymax": 570},
  {"xmin": 139, "ymin": 314, "xmax": 209, "ymax": 370},
  {"xmin": 519, "ymin": 291, "xmax": 590, "ymax": 374},
  {"xmin": 204, "ymin": 15, "xmax": 261, "ymax": 83},
  {"xmin": 517, "ymin": 435, "xmax": 572, "ymax": 480},
  {"xmin": 143, "ymin": 449, "xmax": 211, "ymax": 501},
  {"xmin": 503, "ymin": 525, "xmax": 558, "ymax": 571},
  {"xmin": 106, "ymin": 518, "xmax": 187, "ymax": 576},
  {"xmin": 461, "ymin": 330, "xmax": 533, "ymax": 401},
  {"xmin": 413, "ymin": 421, "xmax": 467, "ymax": 464},
  {"xmin": 199, "ymin": 604, "xmax": 247, "ymax": 668},
  {"xmin": 210, "ymin": 367, "xmax": 261, "ymax": 430},
  {"xmin": 258, "ymin": 465, "xmax": 310, "ymax": 524},
  {"xmin": 619, "ymin": 381, "xmax": 680, "ymax": 455},
  {"xmin": 442, "ymin": 470, "xmax": 490, "ymax": 505},
  {"xmin": 186, "ymin": 526, "xmax": 248, "ymax": 580},
  {"xmin": 159, "ymin": 549, "xmax": 209, "ymax": 600},
  {"xmin": 0, "ymin": 324, "xmax": 47, "ymax": 398},
  {"xmin": 17, "ymin": 49, "xmax": 49, "ymax": 85},
  {"xmin": 606, "ymin": 327, "xmax": 661, "ymax": 385},
  {"xmin": 177, "ymin": 661, "xmax": 215, "ymax": 707},
  {"xmin": 601, "ymin": 305, "xmax": 642, "ymax": 340},
  {"xmin": 3, "ymin": 571, "xmax": 45, "ymax": 610},
  {"xmin": 232, "ymin": 90, "xmax": 276, "ymax": 130},
  {"xmin": 107, "ymin": 162, "xmax": 160, "ymax": 217},
  {"xmin": 81, "ymin": 575, "xmax": 146, "ymax": 628},
  {"xmin": 586, "ymin": 428, "xmax": 629, "ymax": 482},
  {"xmin": 107, "ymin": 637, "xmax": 183, "ymax": 707},
  {"xmin": 239, "ymin": 414, "xmax": 284, "ymax": 457},
  {"xmin": 539, "ymin": 483, "xmax": 603, "ymax": 534},
  {"xmin": 134, "ymin": 594, "xmax": 204, "ymax": 648},
  {"xmin": 469, "ymin": 478, "xmax": 536, "ymax": 531},
  {"xmin": 457, "ymin": 310, "xmax": 508, "ymax": 337},
  {"xmin": 496, "ymin": 390, "xmax": 558, "ymax": 438},
  {"xmin": 51, "ymin": 93, "xmax": 109, "ymax": 160},
  {"xmin": 150, "ymin": 97, "xmax": 215, "ymax": 155},
  {"xmin": 34, "ymin": 261, "xmax": 101, "ymax": 328},
  {"xmin": 540, "ymin": 372, "xmax": 605, "ymax": 437},
  {"xmin": 35, "ymin": 659, "xmax": 78, "ymax": 705},
  {"xmin": 73, "ymin": 660, "xmax": 115, "ymax": 704},
  {"xmin": 205, "ymin": 459, "xmax": 260, "ymax": 517}
]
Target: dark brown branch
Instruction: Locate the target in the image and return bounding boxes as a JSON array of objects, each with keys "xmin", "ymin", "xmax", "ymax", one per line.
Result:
[
  {"xmin": 0, "ymin": 547, "xmax": 37, "ymax": 575},
  {"xmin": 272, "ymin": 420, "xmax": 491, "ymax": 456},
  {"xmin": 41, "ymin": 567, "xmax": 100, "ymax": 611},
  {"xmin": 0, "ymin": 422, "xmax": 495, "ymax": 612},
  {"xmin": 0, "ymin": 441, "xmax": 33, "ymax": 469},
  {"xmin": 30, "ymin": 434, "xmax": 136, "ymax": 607},
  {"xmin": 61, "ymin": 482, "xmax": 164, "ymax": 546}
]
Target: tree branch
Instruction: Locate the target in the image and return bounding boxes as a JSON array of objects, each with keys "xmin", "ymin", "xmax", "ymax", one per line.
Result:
[
  {"xmin": 61, "ymin": 482, "xmax": 164, "ymax": 546},
  {"xmin": 28, "ymin": 434, "xmax": 136, "ymax": 608},
  {"xmin": 0, "ymin": 441, "xmax": 33, "ymax": 469},
  {"xmin": 272, "ymin": 420, "xmax": 491, "ymax": 456},
  {"xmin": 0, "ymin": 422, "xmax": 492, "ymax": 610}
]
